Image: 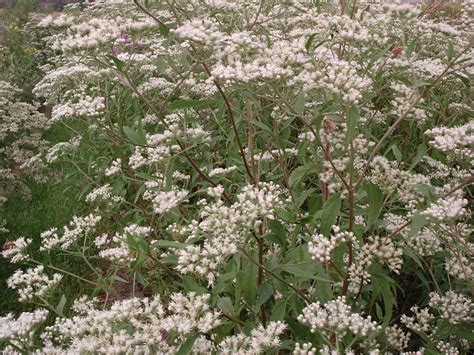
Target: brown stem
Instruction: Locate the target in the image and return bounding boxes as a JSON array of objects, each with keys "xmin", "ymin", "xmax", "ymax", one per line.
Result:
[
  {"xmin": 341, "ymin": 142, "xmax": 355, "ymax": 296},
  {"xmin": 133, "ymin": 0, "xmax": 170, "ymax": 31},
  {"xmin": 201, "ymin": 63, "xmax": 256, "ymax": 184}
]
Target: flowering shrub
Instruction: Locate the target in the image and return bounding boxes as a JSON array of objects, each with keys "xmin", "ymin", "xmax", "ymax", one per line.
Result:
[{"xmin": 1, "ymin": 0, "xmax": 473, "ymax": 353}]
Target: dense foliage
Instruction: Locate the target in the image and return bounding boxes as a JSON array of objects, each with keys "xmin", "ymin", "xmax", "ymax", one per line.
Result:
[{"xmin": 1, "ymin": 0, "xmax": 473, "ymax": 353}]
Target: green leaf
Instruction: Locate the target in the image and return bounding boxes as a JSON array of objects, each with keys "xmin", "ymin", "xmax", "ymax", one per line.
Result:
[
  {"xmin": 320, "ymin": 194, "xmax": 341, "ymax": 235},
  {"xmin": 404, "ymin": 248, "xmax": 424, "ymax": 269},
  {"xmin": 241, "ymin": 258, "xmax": 258, "ymax": 305},
  {"xmin": 55, "ymin": 294, "xmax": 66, "ymax": 316},
  {"xmin": 345, "ymin": 104, "xmax": 360, "ymax": 145},
  {"xmin": 182, "ymin": 276, "xmax": 207, "ymax": 294},
  {"xmin": 168, "ymin": 99, "xmax": 214, "ymax": 110},
  {"xmin": 217, "ymin": 297, "xmax": 233, "ymax": 313},
  {"xmin": 280, "ymin": 264, "xmax": 333, "ymax": 282},
  {"xmin": 294, "ymin": 91, "xmax": 305, "ymax": 116},
  {"xmin": 305, "ymin": 33, "xmax": 317, "ymax": 51},
  {"xmin": 392, "ymin": 145, "xmax": 402, "ymax": 161},
  {"xmin": 158, "ymin": 23, "xmax": 170, "ymax": 37},
  {"xmin": 407, "ymin": 213, "xmax": 428, "ymax": 238},
  {"xmin": 372, "ymin": 274, "xmax": 394, "ymax": 325},
  {"xmin": 268, "ymin": 220, "xmax": 287, "ymax": 248},
  {"xmin": 270, "ymin": 300, "xmax": 287, "ymax": 321},
  {"xmin": 176, "ymin": 334, "xmax": 198, "ymax": 355},
  {"xmin": 288, "ymin": 164, "xmax": 315, "ymax": 189},
  {"xmin": 454, "ymin": 329, "xmax": 474, "ymax": 342},
  {"xmin": 365, "ymin": 182, "xmax": 383, "ymax": 229},
  {"xmin": 155, "ymin": 57, "xmax": 167, "ymax": 75},
  {"xmin": 256, "ymin": 283, "xmax": 273, "ymax": 309},
  {"xmin": 153, "ymin": 240, "xmax": 189, "ymax": 249},
  {"xmin": 447, "ymin": 40, "xmax": 454, "ymax": 62},
  {"xmin": 108, "ymin": 56, "xmax": 125, "ymax": 71},
  {"xmin": 408, "ymin": 144, "xmax": 427, "ymax": 171},
  {"xmin": 123, "ymin": 126, "xmax": 145, "ymax": 145}
]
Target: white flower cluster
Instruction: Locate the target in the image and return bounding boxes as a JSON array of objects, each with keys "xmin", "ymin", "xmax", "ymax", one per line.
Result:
[
  {"xmin": 218, "ymin": 321, "xmax": 287, "ymax": 354},
  {"xmin": 298, "ymin": 296, "xmax": 380, "ymax": 337},
  {"xmin": 97, "ymin": 224, "xmax": 152, "ymax": 263},
  {"xmin": 0, "ymin": 309, "xmax": 48, "ymax": 344},
  {"xmin": 127, "ymin": 115, "xmax": 209, "ymax": 169},
  {"xmin": 51, "ymin": 94, "xmax": 105, "ymax": 122},
  {"xmin": 429, "ymin": 291, "xmax": 473, "ymax": 325},
  {"xmin": 51, "ymin": 15, "xmax": 156, "ymax": 51},
  {"xmin": 1, "ymin": 237, "xmax": 31, "ymax": 263},
  {"xmin": 293, "ymin": 342, "xmax": 317, "ymax": 355},
  {"xmin": 173, "ymin": 18, "xmax": 223, "ymax": 43},
  {"xmin": 236, "ymin": 182, "xmax": 287, "ymax": 223},
  {"xmin": 136, "ymin": 77, "xmax": 174, "ymax": 95},
  {"xmin": 426, "ymin": 123, "xmax": 474, "ymax": 160},
  {"xmin": 143, "ymin": 182, "xmax": 189, "ymax": 215},
  {"xmin": 421, "ymin": 194, "xmax": 468, "ymax": 223},
  {"xmin": 33, "ymin": 63, "xmax": 110, "ymax": 103},
  {"xmin": 445, "ymin": 255, "xmax": 473, "ymax": 280},
  {"xmin": 385, "ymin": 325, "xmax": 410, "ymax": 351},
  {"xmin": 38, "ymin": 14, "xmax": 75, "ymax": 28},
  {"xmin": 85, "ymin": 184, "xmax": 122, "ymax": 204},
  {"xmin": 40, "ymin": 213, "xmax": 102, "ymax": 250},
  {"xmin": 390, "ymin": 82, "xmax": 427, "ymax": 124},
  {"xmin": 407, "ymin": 227, "xmax": 442, "ymax": 257},
  {"xmin": 104, "ymin": 157, "xmax": 122, "ymax": 176},
  {"xmin": 347, "ymin": 234, "xmax": 403, "ymax": 293},
  {"xmin": 401, "ymin": 306, "xmax": 432, "ymax": 333},
  {"xmin": 297, "ymin": 60, "xmax": 371, "ymax": 104},
  {"xmin": 7, "ymin": 265, "xmax": 62, "ymax": 302},
  {"xmin": 71, "ymin": 295, "xmax": 96, "ymax": 315},
  {"xmin": 39, "ymin": 292, "xmax": 221, "ymax": 353},
  {"xmin": 177, "ymin": 182, "xmax": 286, "ymax": 285},
  {"xmin": 369, "ymin": 235, "xmax": 404, "ymax": 274},
  {"xmin": 308, "ymin": 225, "xmax": 355, "ymax": 263},
  {"xmin": 253, "ymin": 148, "xmax": 298, "ymax": 162},
  {"xmin": 208, "ymin": 165, "xmax": 237, "ymax": 177},
  {"xmin": 0, "ymin": 81, "xmax": 51, "ymax": 204},
  {"xmin": 45, "ymin": 136, "xmax": 81, "ymax": 164}
]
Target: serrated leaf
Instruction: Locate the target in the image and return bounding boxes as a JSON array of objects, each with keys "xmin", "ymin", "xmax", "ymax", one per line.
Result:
[
  {"xmin": 256, "ymin": 283, "xmax": 273, "ymax": 309},
  {"xmin": 280, "ymin": 264, "xmax": 332, "ymax": 282},
  {"xmin": 109, "ymin": 56, "xmax": 125, "ymax": 71},
  {"xmin": 288, "ymin": 165, "xmax": 313, "ymax": 189},
  {"xmin": 217, "ymin": 297, "xmax": 233, "ymax": 313},
  {"xmin": 123, "ymin": 126, "xmax": 145, "ymax": 145},
  {"xmin": 346, "ymin": 104, "xmax": 360, "ymax": 145},
  {"xmin": 182, "ymin": 276, "xmax": 206, "ymax": 294},
  {"xmin": 55, "ymin": 294, "xmax": 66, "ymax": 316},
  {"xmin": 320, "ymin": 193, "xmax": 341, "ymax": 236},
  {"xmin": 241, "ymin": 258, "xmax": 258, "ymax": 305},
  {"xmin": 268, "ymin": 220, "xmax": 287, "ymax": 248},
  {"xmin": 270, "ymin": 300, "xmax": 286, "ymax": 321},
  {"xmin": 168, "ymin": 99, "xmax": 214, "ymax": 110},
  {"xmin": 407, "ymin": 213, "xmax": 428, "ymax": 238},
  {"xmin": 153, "ymin": 240, "xmax": 189, "ymax": 249},
  {"xmin": 392, "ymin": 145, "xmax": 402, "ymax": 161},
  {"xmin": 176, "ymin": 334, "xmax": 198, "ymax": 355},
  {"xmin": 408, "ymin": 144, "xmax": 427, "ymax": 171},
  {"xmin": 366, "ymin": 182, "xmax": 383, "ymax": 229},
  {"xmin": 305, "ymin": 33, "xmax": 317, "ymax": 51},
  {"xmin": 447, "ymin": 40, "xmax": 454, "ymax": 62},
  {"xmin": 294, "ymin": 91, "xmax": 305, "ymax": 116}
]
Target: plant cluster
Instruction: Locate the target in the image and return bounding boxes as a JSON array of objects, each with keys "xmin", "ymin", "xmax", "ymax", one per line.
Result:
[{"xmin": 1, "ymin": 0, "xmax": 473, "ymax": 353}]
